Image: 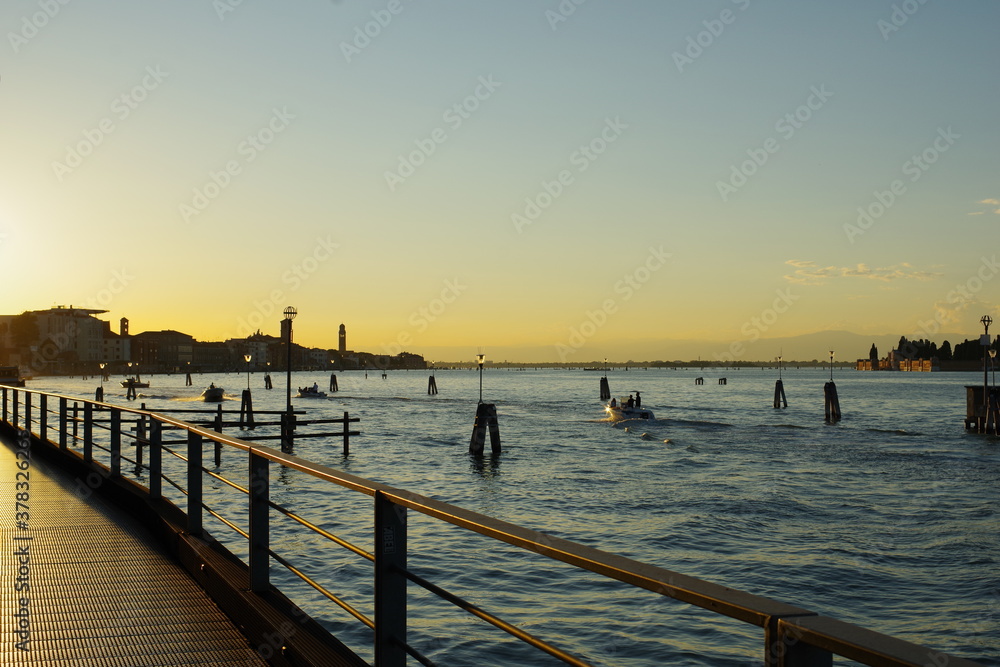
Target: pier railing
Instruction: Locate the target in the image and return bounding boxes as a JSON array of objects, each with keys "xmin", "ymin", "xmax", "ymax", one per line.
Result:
[{"xmin": 1, "ymin": 387, "xmax": 984, "ymax": 667}]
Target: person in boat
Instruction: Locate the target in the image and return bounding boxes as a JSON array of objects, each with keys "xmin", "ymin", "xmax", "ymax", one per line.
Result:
[
  {"xmin": 311, "ymin": 382, "xmax": 319, "ymax": 393},
  {"xmin": 609, "ymin": 397, "xmax": 617, "ymax": 408},
  {"xmin": 635, "ymin": 391, "xmax": 641, "ymax": 408},
  {"xmin": 209, "ymin": 383, "xmax": 216, "ymax": 389},
  {"xmin": 626, "ymin": 394, "xmax": 634, "ymax": 408}
]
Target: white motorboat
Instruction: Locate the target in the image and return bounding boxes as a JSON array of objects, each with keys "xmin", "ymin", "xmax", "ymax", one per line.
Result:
[
  {"xmin": 201, "ymin": 385, "xmax": 224, "ymax": 402},
  {"xmin": 605, "ymin": 396, "xmax": 654, "ymax": 421},
  {"xmin": 296, "ymin": 386, "xmax": 328, "ymax": 398}
]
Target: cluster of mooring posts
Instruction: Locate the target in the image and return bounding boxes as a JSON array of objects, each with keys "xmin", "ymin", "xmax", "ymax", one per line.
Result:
[
  {"xmin": 470, "ymin": 352, "xmax": 500, "ymax": 455},
  {"xmin": 824, "ymin": 350, "xmax": 841, "ymax": 422},
  {"xmin": 599, "ymin": 358, "xmax": 612, "ymax": 401},
  {"xmin": 606, "ymin": 353, "xmax": 845, "ymax": 422},
  {"xmin": 773, "ymin": 354, "xmax": 787, "ymax": 409},
  {"xmin": 965, "ymin": 315, "xmax": 999, "ymax": 435}
]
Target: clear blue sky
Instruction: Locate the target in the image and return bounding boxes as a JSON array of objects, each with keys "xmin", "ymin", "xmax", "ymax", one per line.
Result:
[{"xmin": 1, "ymin": 1, "xmax": 997, "ymax": 361}]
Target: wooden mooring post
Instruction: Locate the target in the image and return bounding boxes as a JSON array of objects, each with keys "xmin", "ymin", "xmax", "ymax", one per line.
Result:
[
  {"xmin": 239, "ymin": 389, "xmax": 255, "ymax": 430},
  {"xmin": 773, "ymin": 380, "xmax": 787, "ymax": 409},
  {"xmin": 427, "ymin": 374, "xmax": 437, "ymax": 395},
  {"xmin": 824, "ymin": 382, "xmax": 841, "ymax": 422},
  {"xmin": 330, "ymin": 373, "xmax": 338, "ymax": 392},
  {"xmin": 214, "ymin": 404, "xmax": 224, "ymax": 466},
  {"xmin": 469, "ymin": 403, "xmax": 500, "ymax": 455},
  {"xmin": 599, "ymin": 376, "xmax": 610, "ymax": 401}
]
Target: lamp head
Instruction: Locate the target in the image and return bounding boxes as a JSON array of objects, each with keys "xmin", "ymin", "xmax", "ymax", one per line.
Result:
[{"xmin": 283, "ymin": 306, "xmax": 297, "ymax": 321}]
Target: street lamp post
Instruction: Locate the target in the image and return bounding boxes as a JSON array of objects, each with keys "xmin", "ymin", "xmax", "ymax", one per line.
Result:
[
  {"xmin": 829, "ymin": 350, "xmax": 835, "ymax": 381},
  {"xmin": 245, "ymin": 354, "xmax": 252, "ymax": 391},
  {"xmin": 477, "ymin": 352, "xmax": 485, "ymax": 404},
  {"xmin": 282, "ymin": 307, "xmax": 297, "ymax": 452},
  {"xmin": 284, "ymin": 306, "xmax": 297, "ymax": 412},
  {"xmin": 990, "ymin": 349, "xmax": 997, "ymax": 388},
  {"xmin": 982, "ymin": 315, "xmax": 992, "ymax": 415}
]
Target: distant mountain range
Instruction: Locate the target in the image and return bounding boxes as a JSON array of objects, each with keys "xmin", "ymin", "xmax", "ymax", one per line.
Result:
[{"xmin": 420, "ymin": 330, "xmax": 977, "ymax": 364}]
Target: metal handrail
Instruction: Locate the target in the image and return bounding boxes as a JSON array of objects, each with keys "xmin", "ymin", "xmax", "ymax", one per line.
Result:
[{"xmin": 2, "ymin": 386, "xmax": 985, "ymax": 667}]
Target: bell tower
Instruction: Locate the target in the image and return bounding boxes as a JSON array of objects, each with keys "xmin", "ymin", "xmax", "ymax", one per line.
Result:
[{"xmin": 339, "ymin": 324, "xmax": 346, "ymax": 354}]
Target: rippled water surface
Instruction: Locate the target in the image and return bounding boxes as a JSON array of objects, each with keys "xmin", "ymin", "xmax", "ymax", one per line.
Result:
[{"xmin": 31, "ymin": 368, "xmax": 1000, "ymax": 665}]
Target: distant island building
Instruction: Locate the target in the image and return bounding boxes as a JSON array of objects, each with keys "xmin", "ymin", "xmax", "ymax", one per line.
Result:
[
  {"xmin": 0, "ymin": 307, "xmax": 426, "ymax": 375},
  {"xmin": 856, "ymin": 335, "xmax": 996, "ymax": 372}
]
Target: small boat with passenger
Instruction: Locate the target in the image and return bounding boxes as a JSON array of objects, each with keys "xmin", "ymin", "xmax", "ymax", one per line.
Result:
[
  {"xmin": 296, "ymin": 384, "xmax": 328, "ymax": 398},
  {"xmin": 201, "ymin": 384, "xmax": 224, "ymax": 402},
  {"xmin": 605, "ymin": 394, "xmax": 654, "ymax": 421}
]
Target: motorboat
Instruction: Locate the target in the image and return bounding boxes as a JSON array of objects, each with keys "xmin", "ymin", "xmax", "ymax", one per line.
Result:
[
  {"xmin": 120, "ymin": 377, "xmax": 149, "ymax": 388},
  {"xmin": 201, "ymin": 385, "xmax": 224, "ymax": 402},
  {"xmin": 0, "ymin": 366, "xmax": 25, "ymax": 387},
  {"xmin": 296, "ymin": 386, "xmax": 328, "ymax": 398},
  {"xmin": 605, "ymin": 396, "xmax": 654, "ymax": 421}
]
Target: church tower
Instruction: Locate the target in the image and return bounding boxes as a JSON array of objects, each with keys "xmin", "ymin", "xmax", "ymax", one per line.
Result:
[
  {"xmin": 339, "ymin": 324, "xmax": 346, "ymax": 354},
  {"xmin": 120, "ymin": 317, "xmax": 129, "ymax": 337}
]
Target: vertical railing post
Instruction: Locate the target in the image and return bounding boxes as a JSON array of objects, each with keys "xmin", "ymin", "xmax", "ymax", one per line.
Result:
[
  {"xmin": 39, "ymin": 394, "xmax": 47, "ymax": 443},
  {"xmin": 59, "ymin": 397, "xmax": 68, "ymax": 450},
  {"xmin": 188, "ymin": 431, "xmax": 203, "ymax": 536},
  {"xmin": 110, "ymin": 409, "xmax": 121, "ymax": 477},
  {"xmin": 772, "ymin": 620, "xmax": 832, "ymax": 667},
  {"xmin": 83, "ymin": 402, "xmax": 93, "ymax": 463},
  {"xmin": 249, "ymin": 450, "xmax": 270, "ymax": 592},
  {"xmin": 24, "ymin": 391, "xmax": 31, "ymax": 436},
  {"xmin": 2, "ymin": 386, "xmax": 7, "ymax": 423},
  {"xmin": 148, "ymin": 419, "xmax": 162, "ymax": 499},
  {"xmin": 72, "ymin": 401, "xmax": 79, "ymax": 446},
  {"xmin": 12, "ymin": 389, "xmax": 18, "ymax": 431},
  {"xmin": 374, "ymin": 490, "xmax": 407, "ymax": 666}
]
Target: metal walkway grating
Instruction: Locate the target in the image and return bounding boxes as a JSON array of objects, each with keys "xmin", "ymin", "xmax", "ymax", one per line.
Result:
[{"xmin": 0, "ymin": 436, "xmax": 268, "ymax": 666}]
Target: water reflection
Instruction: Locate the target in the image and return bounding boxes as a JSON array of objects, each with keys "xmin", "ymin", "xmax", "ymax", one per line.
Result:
[{"xmin": 469, "ymin": 452, "xmax": 501, "ymax": 481}]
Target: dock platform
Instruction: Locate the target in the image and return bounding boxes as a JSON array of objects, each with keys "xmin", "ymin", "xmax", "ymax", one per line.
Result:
[{"xmin": 0, "ymin": 433, "xmax": 267, "ymax": 666}]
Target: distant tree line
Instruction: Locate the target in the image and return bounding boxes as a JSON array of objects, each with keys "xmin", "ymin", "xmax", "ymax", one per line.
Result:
[{"xmin": 896, "ymin": 335, "xmax": 999, "ymax": 361}]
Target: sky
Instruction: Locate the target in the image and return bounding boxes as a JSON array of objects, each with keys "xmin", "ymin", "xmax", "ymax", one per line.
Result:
[{"xmin": 1, "ymin": 1, "xmax": 997, "ymax": 363}]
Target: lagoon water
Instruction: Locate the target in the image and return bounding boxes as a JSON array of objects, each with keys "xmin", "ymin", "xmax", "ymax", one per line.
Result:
[{"xmin": 30, "ymin": 368, "xmax": 1000, "ymax": 665}]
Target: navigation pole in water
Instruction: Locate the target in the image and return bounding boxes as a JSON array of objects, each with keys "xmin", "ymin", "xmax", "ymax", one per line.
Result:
[
  {"xmin": 773, "ymin": 354, "xmax": 787, "ymax": 409},
  {"xmin": 470, "ymin": 351, "xmax": 500, "ymax": 455},
  {"xmin": 600, "ymin": 358, "xmax": 611, "ymax": 401},
  {"xmin": 281, "ymin": 306, "xmax": 297, "ymax": 452},
  {"xmin": 824, "ymin": 350, "xmax": 841, "ymax": 422}
]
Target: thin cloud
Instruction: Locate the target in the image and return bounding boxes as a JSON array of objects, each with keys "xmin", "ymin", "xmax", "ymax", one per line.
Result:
[
  {"xmin": 970, "ymin": 198, "xmax": 1000, "ymax": 215},
  {"xmin": 784, "ymin": 261, "xmax": 941, "ymax": 285}
]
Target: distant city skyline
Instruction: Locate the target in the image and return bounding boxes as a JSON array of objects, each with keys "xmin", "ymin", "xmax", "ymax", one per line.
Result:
[{"xmin": 2, "ymin": 2, "xmax": 997, "ymax": 363}]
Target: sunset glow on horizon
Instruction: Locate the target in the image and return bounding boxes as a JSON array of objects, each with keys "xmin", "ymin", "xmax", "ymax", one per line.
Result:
[{"xmin": 1, "ymin": 2, "xmax": 997, "ymax": 362}]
